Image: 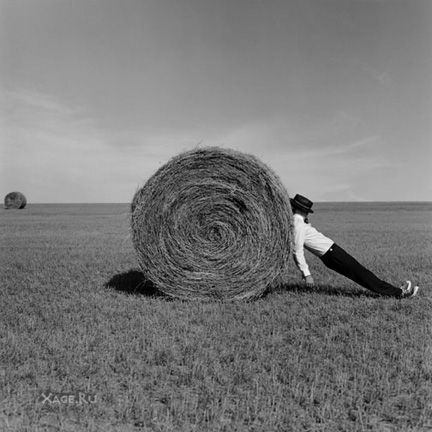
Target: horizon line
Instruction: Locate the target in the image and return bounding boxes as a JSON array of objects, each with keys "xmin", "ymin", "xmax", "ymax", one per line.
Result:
[{"xmin": 6, "ymin": 200, "xmax": 432, "ymax": 205}]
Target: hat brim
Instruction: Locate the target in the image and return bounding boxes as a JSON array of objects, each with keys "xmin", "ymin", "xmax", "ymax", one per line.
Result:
[{"xmin": 290, "ymin": 199, "xmax": 314, "ymax": 213}]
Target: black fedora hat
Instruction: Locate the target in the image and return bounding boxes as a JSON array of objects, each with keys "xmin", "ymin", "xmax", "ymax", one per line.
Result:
[{"xmin": 290, "ymin": 194, "xmax": 314, "ymax": 213}]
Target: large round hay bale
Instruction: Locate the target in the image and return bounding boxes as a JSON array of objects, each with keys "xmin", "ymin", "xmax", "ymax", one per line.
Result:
[
  {"xmin": 4, "ymin": 192, "xmax": 27, "ymax": 209},
  {"xmin": 131, "ymin": 147, "xmax": 293, "ymax": 300}
]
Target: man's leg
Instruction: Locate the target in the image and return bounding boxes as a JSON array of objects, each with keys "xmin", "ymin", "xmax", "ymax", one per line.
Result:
[{"xmin": 320, "ymin": 243, "xmax": 402, "ymax": 296}]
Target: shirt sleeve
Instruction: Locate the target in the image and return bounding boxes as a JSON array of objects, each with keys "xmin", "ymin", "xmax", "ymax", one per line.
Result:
[{"xmin": 293, "ymin": 220, "xmax": 311, "ymax": 278}]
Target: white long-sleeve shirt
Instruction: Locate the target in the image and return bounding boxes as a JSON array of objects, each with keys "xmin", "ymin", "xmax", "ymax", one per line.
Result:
[{"xmin": 293, "ymin": 213, "xmax": 334, "ymax": 277}]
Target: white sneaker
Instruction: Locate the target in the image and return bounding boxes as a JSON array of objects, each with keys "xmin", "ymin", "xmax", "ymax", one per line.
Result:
[{"xmin": 399, "ymin": 280, "xmax": 419, "ymax": 299}]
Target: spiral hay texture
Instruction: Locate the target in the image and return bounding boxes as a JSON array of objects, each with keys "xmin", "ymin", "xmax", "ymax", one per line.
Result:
[
  {"xmin": 4, "ymin": 192, "xmax": 27, "ymax": 209},
  {"xmin": 131, "ymin": 147, "xmax": 293, "ymax": 300}
]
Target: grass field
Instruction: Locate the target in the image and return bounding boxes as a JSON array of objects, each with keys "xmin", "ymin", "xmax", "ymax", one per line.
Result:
[{"xmin": 1, "ymin": 202, "xmax": 431, "ymax": 431}]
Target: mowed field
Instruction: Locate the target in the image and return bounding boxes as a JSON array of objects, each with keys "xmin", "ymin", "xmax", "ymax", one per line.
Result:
[{"xmin": 1, "ymin": 202, "xmax": 431, "ymax": 432}]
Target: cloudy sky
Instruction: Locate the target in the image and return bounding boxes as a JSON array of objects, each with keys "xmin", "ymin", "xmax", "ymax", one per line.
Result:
[{"xmin": 1, "ymin": 0, "xmax": 431, "ymax": 203}]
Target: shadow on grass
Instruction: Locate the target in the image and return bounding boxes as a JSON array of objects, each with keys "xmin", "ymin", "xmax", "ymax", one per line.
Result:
[
  {"xmin": 265, "ymin": 282, "xmax": 379, "ymax": 299},
  {"xmin": 105, "ymin": 269, "xmax": 166, "ymax": 298},
  {"xmin": 106, "ymin": 271, "xmax": 380, "ymax": 300}
]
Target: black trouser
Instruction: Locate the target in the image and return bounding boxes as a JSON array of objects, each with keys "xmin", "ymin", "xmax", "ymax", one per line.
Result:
[{"xmin": 320, "ymin": 243, "xmax": 401, "ymax": 296}]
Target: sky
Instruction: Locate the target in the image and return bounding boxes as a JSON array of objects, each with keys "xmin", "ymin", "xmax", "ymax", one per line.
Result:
[{"xmin": 1, "ymin": 0, "xmax": 431, "ymax": 203}]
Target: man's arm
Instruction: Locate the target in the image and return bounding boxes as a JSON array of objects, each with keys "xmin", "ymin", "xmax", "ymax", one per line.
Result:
[{"xmin": 293, "ymin": 221, "xmax": 312, "ymax": 280}]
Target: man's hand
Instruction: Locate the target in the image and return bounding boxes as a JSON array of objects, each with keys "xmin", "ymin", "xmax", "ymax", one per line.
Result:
[{"xmin": 304, "ymin": 275, "xmax": 314, "ymax": 286}]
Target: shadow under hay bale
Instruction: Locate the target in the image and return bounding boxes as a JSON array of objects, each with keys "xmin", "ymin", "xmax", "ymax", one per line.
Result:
[
  {"xmin": 4, "ymin": 191, "xmax": 27, "ymax": 209},
  {"xmin": 105, "ymin": 270, "xmax": 164, "ymax": 297},
  {"xmin": 131, "ymin": 147, "xmax": 293, "ymax": 301}
]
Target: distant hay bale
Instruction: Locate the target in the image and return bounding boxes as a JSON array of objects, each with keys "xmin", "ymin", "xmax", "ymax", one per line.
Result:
[
  {"xmin": 4, "ymin": 192, "xmax": 27, "ymax": 209},
  {"xmin": 131, "ymin": 147, "xmax": 293, "ymax": 300}
]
